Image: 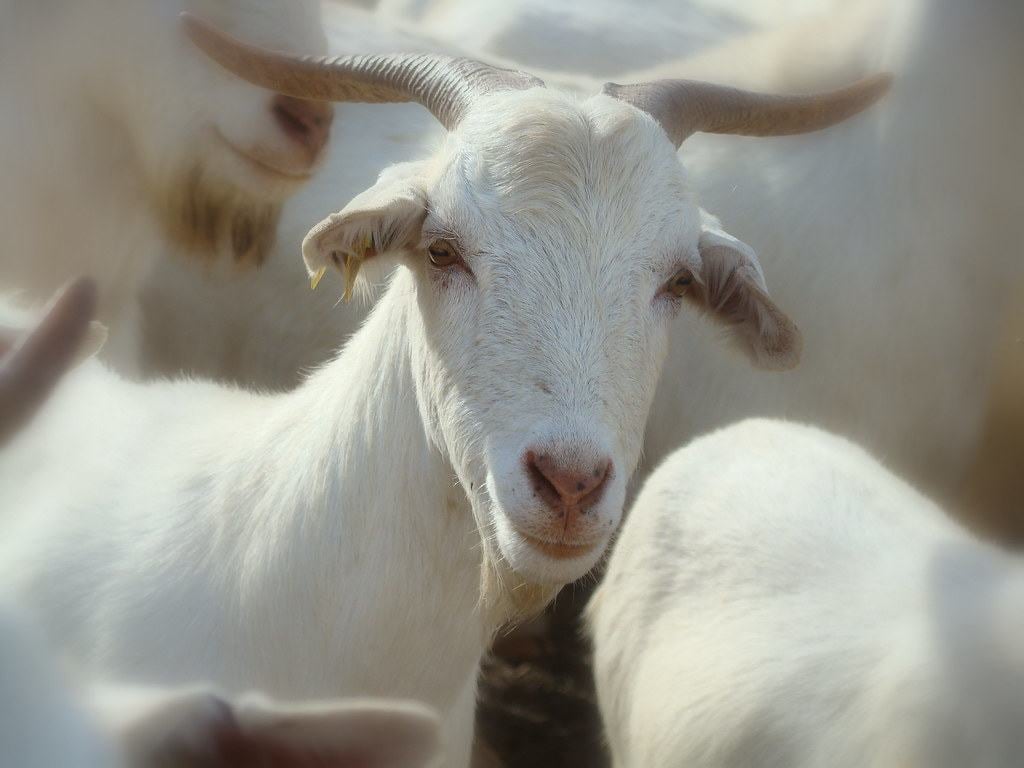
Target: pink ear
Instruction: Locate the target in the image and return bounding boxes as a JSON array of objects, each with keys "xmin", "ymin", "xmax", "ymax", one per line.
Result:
[
  {"xmin": 692, "ymin": 214, "xmax": 802, "ymax": 371},
  {"xmin": 0, "ymin": 278, "xmax": 96, "ymax": 447},
  {"xmin": 214, "ymin": 702, "xmax": 438, "ymax": 767},
  {"xmin": 189, "ymin": 710, "xmax": 374, "ymax": 766}
]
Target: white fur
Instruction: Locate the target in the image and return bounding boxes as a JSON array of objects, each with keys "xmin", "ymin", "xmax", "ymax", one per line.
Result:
[
  {"xmin": 0, "ymin": 88, "xmax": 795, "ymax": 766},
  {"xmin": 588, "ymin": 418, "xmax": 1024, "ymax": 767},
  {"xmin": 0, "ymin": 0, "xmax": 327, "ymax": 370},
  {"xmin": 0, "ymin": 606, "xmax": 439, "ymax": 768}
]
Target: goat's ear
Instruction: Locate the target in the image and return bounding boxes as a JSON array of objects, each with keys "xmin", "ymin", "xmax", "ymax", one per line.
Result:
[
  {"xmin": 0, "ymin": 279, "xmax": 101, "ymax": 448},
  {"xmin": 302, "ymin": 162, "xmax": 428, "ymax": 301},
  {"xmin": 111, "ymin": 687, "xmax": 440, "ymax": 768},
  {"xmin": 693, "ymin": 212, "xmax": 802, "ymax": 370}
]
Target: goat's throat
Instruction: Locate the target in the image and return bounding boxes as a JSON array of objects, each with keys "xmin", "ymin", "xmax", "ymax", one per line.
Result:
[{"xmin": 297, "ymin": 292, "xmax": 489, "ymax": 630}]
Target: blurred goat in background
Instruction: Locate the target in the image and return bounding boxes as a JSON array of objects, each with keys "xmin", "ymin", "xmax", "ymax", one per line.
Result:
[{"xmin": 0, "ymin": 0, "xmax": 330, "ymax": 369}]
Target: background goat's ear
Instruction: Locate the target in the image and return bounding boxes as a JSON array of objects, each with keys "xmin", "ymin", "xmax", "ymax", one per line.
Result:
[
  {"xmin": 302, "ymin": 162, "xmax": 428, "ymax": 298},
  {"xmin": 111, "ymin": 686, "xmax": 441, "ymax": 768},
  {"xmin": 0, "ymin": 278, "xmax": 99, "ymax": 448},
  {"xmin": 694, "ymin": 212, "xmax": 802, "ymax": 370}
]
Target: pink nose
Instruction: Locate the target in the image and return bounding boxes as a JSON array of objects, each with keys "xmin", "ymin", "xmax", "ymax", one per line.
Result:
[
  {"xmin": 525, "ymin": 450, "xmax": 611, "ymax": 517},
  {"xmin": 271, "ymin": 94, "xmax": 333, "ymax": 159}
]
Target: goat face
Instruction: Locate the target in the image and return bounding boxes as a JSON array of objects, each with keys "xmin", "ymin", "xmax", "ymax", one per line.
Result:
[
  {"xmin": 173, "ymin": 0, "xmax": 331, "ymax": 186},
  {"xmin": 304, "ymin": 90, "xmax": 801, "ymax": 586},
  {"xmin": 95, "ymin": 0, "xmax": 331, "ymax": 262}
]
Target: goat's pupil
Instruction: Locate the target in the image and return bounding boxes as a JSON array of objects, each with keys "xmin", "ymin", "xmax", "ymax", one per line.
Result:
[{"xmin": 428, "ymin": 243, "xmax": 457, "ymax": 266}]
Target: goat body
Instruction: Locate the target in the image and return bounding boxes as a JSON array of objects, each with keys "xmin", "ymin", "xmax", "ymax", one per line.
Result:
[
  {"xmin": 589, "ymin": 418, "xmax": 1024, "ymax": 767},
  {"xmin": 0, "ymin": 284, "xmax": 483, "ymax": 764}
]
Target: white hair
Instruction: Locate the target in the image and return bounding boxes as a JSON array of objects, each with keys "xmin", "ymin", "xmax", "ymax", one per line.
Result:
[{"xmin": 589, "ymin": 418, "xmax": 1024, "ymax": 767}]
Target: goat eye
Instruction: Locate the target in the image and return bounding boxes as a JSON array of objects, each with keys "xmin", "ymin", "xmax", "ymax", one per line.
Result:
[
  {"xmin": 427, "ymin": 240, "xmax": 462, "ymax": 268},
  {"xmin": 664, "ymin": 269, "xmax": 694, "ymax": 297}
]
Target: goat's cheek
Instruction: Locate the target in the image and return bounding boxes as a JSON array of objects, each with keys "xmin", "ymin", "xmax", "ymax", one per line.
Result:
[
  {"xmin": 653, "ymin": 292, "xmax": 685, "ymax": 320},
  {"xmin": 428, "ymin": 264, "xmax": 474, "ymax": 294},
  {"xmin": 426, "ymin": 274, "xmax": 478, "ymax": 351}
]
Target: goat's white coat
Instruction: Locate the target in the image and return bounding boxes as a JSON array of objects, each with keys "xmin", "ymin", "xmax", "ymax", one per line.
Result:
[
  {"xmin": 0, "ymin": 88, "xmax": 794, "ymax": 765},
  {"xmin": 0, "ymin": 280, "xmax": 439, "ymax": 768},
  {"xmin": 588, "ymin": 418, "xmax": 1024, "ymax": 767}
]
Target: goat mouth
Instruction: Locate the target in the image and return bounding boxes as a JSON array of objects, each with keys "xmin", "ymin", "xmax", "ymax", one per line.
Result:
[
  {"xmin": 518, "ymin": 532, "xmax": 601, "ymax": 560},
  {"xmin": 213, "ymin": 129, "xmax": 315, "ymax": 181}
]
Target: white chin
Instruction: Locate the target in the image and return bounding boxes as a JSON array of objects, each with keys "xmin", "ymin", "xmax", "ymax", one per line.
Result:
[
  {"xmin": 221, "ymin": 153, "xmax": 308, "ymax": 198},
  {"xmin": 494, "ymin": 521, "xmax": 608, "ymax": 586},
  {"xmin": 202, "ymin": 136, "xmax": 310, "ymax": 200}
]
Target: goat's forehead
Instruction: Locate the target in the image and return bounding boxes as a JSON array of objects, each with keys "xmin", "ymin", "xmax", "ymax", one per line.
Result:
[
  {"xmin": 458, "ymin": 91, "xmax": 680, "ymax": 188},
  {"xmin": 446, "ymin": 91, "xmax": 692, "ymax": 245}
]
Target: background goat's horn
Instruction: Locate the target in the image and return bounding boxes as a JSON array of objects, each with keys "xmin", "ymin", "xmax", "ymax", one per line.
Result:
[
  {"xmin": 603, "ymin": 74, "xmax": 893, "ymax": 146},
  {"xmin": 182, "ymin": 13, "xmax": 544, "ymax": 130}
]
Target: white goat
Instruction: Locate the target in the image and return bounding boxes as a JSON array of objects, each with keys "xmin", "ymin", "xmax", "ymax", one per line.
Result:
[
  {"xmin": 0, "ymin": 0, "xmax": 331, "ymax": 369},
  {"xmin": 0, "ymin": 21, "xmax": 887, "ymax": 766},
  {"xmin": 589, "ymin": 418, "xmax": 1024, "ymax": 767},
  {"xmin": 0, "ymin": 605, "xmax": 440, "ymax": 768},
  {"xmin": 144, "ymin": 0, "xmax": 1022, "ymax": 510}
]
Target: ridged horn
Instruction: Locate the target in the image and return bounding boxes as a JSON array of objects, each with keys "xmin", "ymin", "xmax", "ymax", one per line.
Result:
[
  {"xmin": 182, "ymin": 13, "xmax": 544, "ymax": 130},
  {"xmin": 603, "ymin": 74, "xmax": 893, "ymax": 146}
]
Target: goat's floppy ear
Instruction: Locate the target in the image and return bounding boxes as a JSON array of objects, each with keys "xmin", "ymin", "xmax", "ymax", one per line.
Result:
[
  {"xmin": 303, "ymin": 162, "xmax": 429, "ymax": 302},
  {"xmin": 110, "ymin": 686, "xmax": 440, "ymax": 768},
  {"xmin": 692, "ymin": 212, "xmax": 802, "ymax": 370}
]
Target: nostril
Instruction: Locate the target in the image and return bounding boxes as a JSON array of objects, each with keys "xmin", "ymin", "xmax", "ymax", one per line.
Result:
[
  {"xmin": 526, "ymin": 451, "xmax": 563, "ymax": 511},
  {"xmin": 273, "ymin": 101, "xmax": 309, "ymax": 137},
  {"xmin": 524, "ymin": 449, "xmax": 612, "ymax": 512},
  {"xmin": 271, "ymin": 95, "xmax": 333, "ymax": 155}
]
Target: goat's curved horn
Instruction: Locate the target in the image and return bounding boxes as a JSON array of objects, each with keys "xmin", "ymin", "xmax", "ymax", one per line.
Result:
[
  {"xmin": 182, "ymin": 14, "xmax": 543, "ymax": 130},
  {"xmin": 603, "ymin": 74, "xmax": 892, "ymax": 147}
]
